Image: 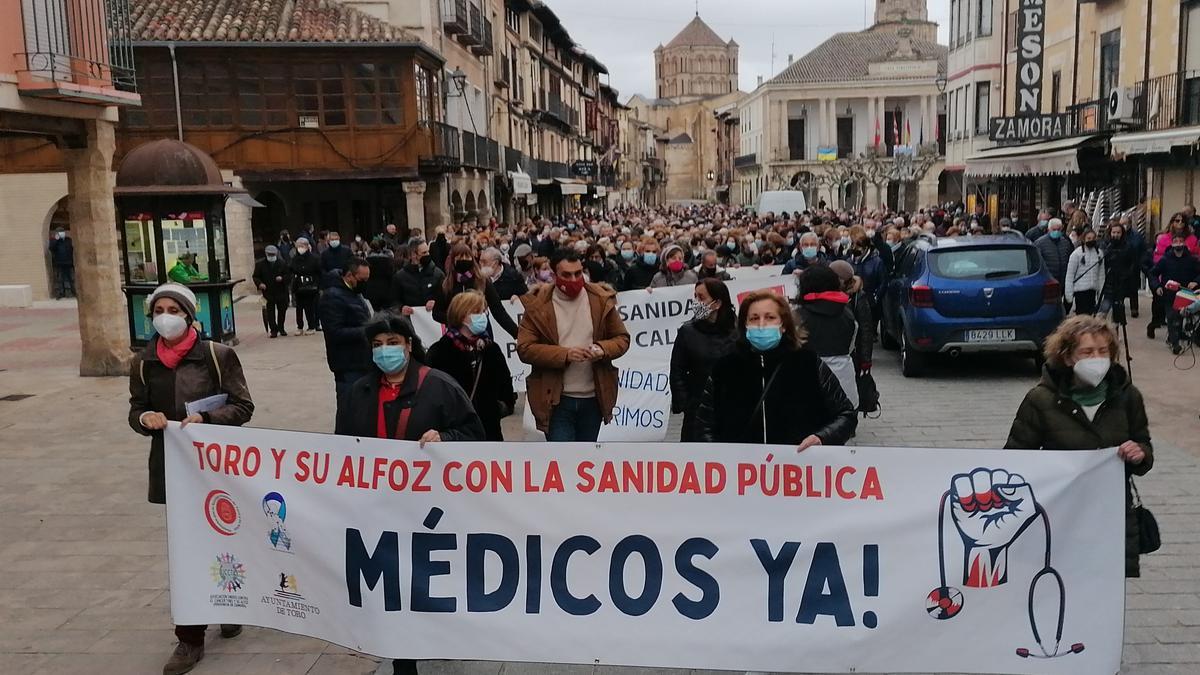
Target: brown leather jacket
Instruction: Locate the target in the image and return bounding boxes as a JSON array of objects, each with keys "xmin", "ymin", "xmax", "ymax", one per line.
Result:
[
  {"xmin": 517, "ymin": 283, "xmax": 630, "ymax": 433},
  {"xmin": 128, "ymin": 335, "xmax": 254, "ymax": 504}
]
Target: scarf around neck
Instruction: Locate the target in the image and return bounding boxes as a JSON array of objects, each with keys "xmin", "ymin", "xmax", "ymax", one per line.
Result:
[
  {"xmin": 446, "ymin": 327, "xmax": 488, "ymax": 352},
  {"xmin": 1070, "ymin": 380, "xmax": 1108, "ymax": 408},
  {"xmin": 156, "ymin": 328, "xmax": 199, "ymax": 369}
]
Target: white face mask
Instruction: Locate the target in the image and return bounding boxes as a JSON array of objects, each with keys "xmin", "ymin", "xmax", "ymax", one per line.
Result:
[
  {"xmin": 153, "ymin": 313, "xmax": 189, "ymax": 341},
  {"xmin": 1073, "ymin": 357, "xmax": 1111, "ymax": 387},
  {"xmin": 480, "ymin": 266, "xmax": 496, "ymax": 278}
]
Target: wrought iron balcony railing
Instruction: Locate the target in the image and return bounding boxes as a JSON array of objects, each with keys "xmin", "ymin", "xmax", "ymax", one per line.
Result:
[{"xmin": 17, "ymin": 0, "xmax": 138, "ymax": 96}]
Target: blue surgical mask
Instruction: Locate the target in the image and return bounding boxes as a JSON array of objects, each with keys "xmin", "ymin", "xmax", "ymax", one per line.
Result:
[
  {"xmin": 746, "ymin": 325, "xmax": 783, "ymax": 351},
  {"xmin": 266, "ymin": 255, "xmax": 277, "ymax": 262},
  {"xmin": 621, "ymin": 249, "xmax": 635, "ymax": 261},
  {"xmin": 1038, "ymin": 219, "xmax": 1049, "ymax": 227},
  {"xmin": 467, "ymin": 313, "xmax": 489, "ymax": 335},
  {"xmin": 643, "ymin": 252, "xmax": 658, "ymax": 266},
  {"xmin": 1049, "ymin": 230, "xmax": 1063, "ymax": 240},
  {"xmin": 372, "ymin": 345, "xmax": 408, "ymax": 374},
  {"xmin": 801, "ymin": 246, "xmax": 818, "ymax": 259},
  {"xmin": 889, "ymin": 241, "xmax": 902, "ymax": 251},
  {"xmin": 329, "ymin": 240, "xmax": 341, "ymax": 248}
]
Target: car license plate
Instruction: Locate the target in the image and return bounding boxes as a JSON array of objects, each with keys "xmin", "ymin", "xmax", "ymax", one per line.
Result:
[{"xmin": 966, "ymin": 329, "xmax": 1016, "ymax": 342}]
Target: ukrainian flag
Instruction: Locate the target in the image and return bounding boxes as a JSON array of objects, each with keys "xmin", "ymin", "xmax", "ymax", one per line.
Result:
[{"xmin": 817, "ymin": 147, "xmax": 837, "ymax": 161}]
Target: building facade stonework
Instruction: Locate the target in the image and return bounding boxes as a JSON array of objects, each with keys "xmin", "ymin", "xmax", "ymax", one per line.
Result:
[
  {"xmin": 632, "ymin": 14, "xmax": 744, "ymax": 204},
  {"xmin": 737, "ymin": 0, "xmax": 947, "ymax": 211}
]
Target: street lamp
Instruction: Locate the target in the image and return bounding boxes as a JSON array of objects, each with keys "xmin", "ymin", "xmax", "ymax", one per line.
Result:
[
  {"xmin": 935, "ymin": 74, "xmax": 947, "ymax": 93},
  {"xmin": 706, "ymin": 169, "xmax": 715, "ymax": 181},
  {"xmin": 450, "ymin": 66, "xmax": 467, "ymax": 95}
]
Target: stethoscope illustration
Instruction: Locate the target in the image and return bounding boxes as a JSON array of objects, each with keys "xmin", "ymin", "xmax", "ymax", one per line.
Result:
[{"xmin": 927, "ymin": 490, "xmax": 1085, "ymax": 660}]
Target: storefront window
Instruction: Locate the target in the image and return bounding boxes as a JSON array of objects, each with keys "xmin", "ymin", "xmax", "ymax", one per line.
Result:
[
  {"xmin": 161, "ymin": 212, "xmax": 210, "ymax": 284},
  {"xmin": 123, "ymin": 212, "xmax": 159, "ymax": 283}
]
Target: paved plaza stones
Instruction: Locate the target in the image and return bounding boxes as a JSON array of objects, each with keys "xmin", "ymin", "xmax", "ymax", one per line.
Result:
[{"xmin": 0, "ymin": 298, "xmax": 1197, "ymax": 674}]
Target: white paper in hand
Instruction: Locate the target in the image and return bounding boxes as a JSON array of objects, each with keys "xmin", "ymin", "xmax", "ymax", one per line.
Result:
[{"xmin": 185, "ymin": 394, "xmax": 228, "ymax": 417}]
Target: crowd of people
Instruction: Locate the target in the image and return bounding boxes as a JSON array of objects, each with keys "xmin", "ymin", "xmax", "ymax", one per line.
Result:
[{"xmin": 132, "ymin": 199, "xmax": 1167, "ymax": 674}]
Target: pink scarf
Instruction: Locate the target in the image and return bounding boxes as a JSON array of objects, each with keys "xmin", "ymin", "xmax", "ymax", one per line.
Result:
[{"xmin": 156, "ymin": 328, "xmax": 198, "ymax": 369}]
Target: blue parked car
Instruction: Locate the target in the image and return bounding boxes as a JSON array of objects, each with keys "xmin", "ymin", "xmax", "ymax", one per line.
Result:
[{"xmin": 880, "ymin": 234, "xmax": 1065, "ymax": 377}]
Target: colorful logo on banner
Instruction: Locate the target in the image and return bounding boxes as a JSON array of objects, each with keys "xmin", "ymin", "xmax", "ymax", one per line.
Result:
[
  {"xmin": 262, "ymin": 491, "xmax": 292, "ymax": 552},
  {"xmin": 209, "ymin": 552, "xmax": 250, "ymax": 609},
  {"xmin": 211, "ymin": 553, "xmax": 246, "ymax": 592},
  {"xmin": 261, "ymin": 571, "xmax": 322, "ymax": 620},
  {"xmin": 926, "ymin": 468, "xmax": 1086, "ymax": 660},
  {"xmin": 204, "ymin": 490, "xmax": 241, "ymax": 536}
]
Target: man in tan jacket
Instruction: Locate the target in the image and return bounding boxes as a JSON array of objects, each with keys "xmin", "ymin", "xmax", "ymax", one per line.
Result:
[{"xmin": 517, "ymin": 247, "xmax": 630, "ymax": 441}]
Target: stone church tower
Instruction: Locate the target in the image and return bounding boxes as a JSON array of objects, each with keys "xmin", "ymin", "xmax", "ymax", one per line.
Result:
[
  {"xmin": 654, "ymin": 14, "xmax": 739, "ymax": 101},
  {"xmin": 871, "ymin": 0, "xmax": 937, "ymax": 42}
]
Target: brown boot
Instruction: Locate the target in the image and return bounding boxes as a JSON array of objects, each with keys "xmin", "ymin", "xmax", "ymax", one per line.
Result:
[{"xmin": 162, "ymin": 642, "xmax": 204, "ymax": 675}]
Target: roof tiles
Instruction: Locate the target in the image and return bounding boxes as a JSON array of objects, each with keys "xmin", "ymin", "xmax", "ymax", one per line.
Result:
[
  {"xmin": 126, "ymin": 0, "xmax": 417, "ymax": 43},
  {"xmin": 769, "ymin": 30, "xmax": 947, "ymax": 85},
  {"xmin": 665, "ymin": 15, "xmax": 729, "ymax": 49}
]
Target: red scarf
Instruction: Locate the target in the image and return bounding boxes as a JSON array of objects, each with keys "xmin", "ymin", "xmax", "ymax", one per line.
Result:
[
  {"xmin": 446, "ymin": 327, "xmax": 488, "ymax": 352},
  {"xmin": 802, "ymin": 291, "xmax": 850, "ymax": 304},
  {"xmin": 156, "ymin": 328, "xmax": 198, "ymax": 369}
]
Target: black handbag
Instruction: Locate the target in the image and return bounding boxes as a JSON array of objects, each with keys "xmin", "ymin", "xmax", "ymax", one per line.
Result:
[
  {"xmin": 856, "ymin": 370, "xmax": 880, "ymax": 416},
  {"xmin": 1130, "ymin": 478, "xmax": 1161, "ymax": 555}
]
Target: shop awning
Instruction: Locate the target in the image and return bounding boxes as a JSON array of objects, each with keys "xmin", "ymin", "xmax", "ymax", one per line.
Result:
[
  {"xmin": 965, "ymin": 135, "xmax": 1101, "ymax": 178},
  {"xmin": 1110, "ymin": 127, "xmax": 1200, "ymax": 157},
  {"xmin": 556, "ymin": 178, "xmax": 587, "ymax": 195},
  {"xmin": 509, "ymin": 169, "xmax": 533, "ymax": 194}
]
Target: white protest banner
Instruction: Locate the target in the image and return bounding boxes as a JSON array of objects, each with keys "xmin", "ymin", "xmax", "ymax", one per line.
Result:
[
  {"xmin": 412, "ymin": 279, "xmax": 796, "ymax": 440},
  {"xmin": 727, "ymin": 264, "xmax": 786, "ymax": 281},
  {"xmin": 168, "ymin": 424, "xmax": 1125, "ymax": 674}
]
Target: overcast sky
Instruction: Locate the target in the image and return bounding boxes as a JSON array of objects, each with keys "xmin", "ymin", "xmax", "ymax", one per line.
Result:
[{"xmin": 547, "ymin": 0, "xmax": 951, "ymax": 101}]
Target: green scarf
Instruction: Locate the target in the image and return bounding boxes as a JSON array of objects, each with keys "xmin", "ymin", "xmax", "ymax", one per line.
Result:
[{"xmin": 1070, "ymin": 380, "xmax": 1108, "ymax": 407}]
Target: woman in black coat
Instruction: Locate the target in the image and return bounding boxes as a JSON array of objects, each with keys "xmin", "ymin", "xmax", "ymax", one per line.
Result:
[
  {"xmin": 334, "ymin": 312, "xmax": 485, "ymax": 445},
  {"xmin": 431, "ymin": 242, "xmax": 520, "ymax": 339},
  {"xmin": 426, "ymin": 290, "xmax": 517, "ymax": 441},
  {"xmin": 696, "ymin": 291, "xmax": 857, "ymax": 448},
  {"xmin": 794, "ymin": 264, "xmax": 862, "ymax": 410},
  {"xmin": 670, "ymin": 278, "xmax": 737, "ymax": 441}
]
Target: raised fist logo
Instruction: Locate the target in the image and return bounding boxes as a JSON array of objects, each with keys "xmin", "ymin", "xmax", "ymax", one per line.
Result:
[
  {"xmin": 949, "ymin": 468, "xmax": 1040, "ymax": 588},
  {"xmin": 927, "ymin": 467, "xmax": 1083, "ymax": 660}
]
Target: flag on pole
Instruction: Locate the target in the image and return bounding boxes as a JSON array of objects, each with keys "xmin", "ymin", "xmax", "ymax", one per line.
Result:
[
  {"xmin": 904, "ymin": 120, "xmax": 912, "ymax": 147},
  {"xmin": 873, "ymin": 118, "xmax": 881, "ymax": 148},
  {"xmin": 892, "ymin": 115, "xmax": 899, "ymax": 149}
]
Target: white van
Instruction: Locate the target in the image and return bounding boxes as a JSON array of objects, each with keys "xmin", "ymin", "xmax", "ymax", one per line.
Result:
[{"xmin": 753, "ymin": 190, "xmax": 808, "ymax": 216}]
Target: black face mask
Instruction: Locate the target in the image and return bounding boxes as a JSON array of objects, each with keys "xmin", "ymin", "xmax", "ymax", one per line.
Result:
[
  {"xmin": 1085, "ymin": 240, "xmax": 1097, "ymax": 248},
  {"xmin": 418, "ymin": 255, "xmax": 431, "ymax": 268},
  {"xmin": 454, "ymin": 259, "xmax": 475, "ymax": 274},
  {"xmin": 1173, "ymin": 245, "xmax": 1188, "ymax": 255}
]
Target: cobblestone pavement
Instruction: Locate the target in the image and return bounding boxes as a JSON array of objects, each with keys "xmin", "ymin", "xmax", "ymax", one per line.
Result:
[{"xmin": 0, "ymin": 298, "xmax": 1196, "ymax": 674}]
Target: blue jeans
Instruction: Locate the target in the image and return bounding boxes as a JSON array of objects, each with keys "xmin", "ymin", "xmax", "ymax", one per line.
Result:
[{"xmin": 547, "ymin": 396, "xmax": 602, "ymax": 442}]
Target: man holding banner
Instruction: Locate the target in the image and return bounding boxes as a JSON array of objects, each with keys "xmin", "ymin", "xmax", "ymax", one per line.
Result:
[{"xmin": 517, "ymin": 247, "xmax": 630, "ymax": 441}]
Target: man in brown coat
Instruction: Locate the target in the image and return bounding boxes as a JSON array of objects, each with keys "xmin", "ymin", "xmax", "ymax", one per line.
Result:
[{"xmin": 517, "ymin": 247, "xmax": 630, "ymax": 441}]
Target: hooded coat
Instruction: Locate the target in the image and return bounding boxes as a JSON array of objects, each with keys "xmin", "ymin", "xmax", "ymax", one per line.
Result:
[{"xmin": 1005, "ymin": 364, "xmax": 1153, "ymax": 577}]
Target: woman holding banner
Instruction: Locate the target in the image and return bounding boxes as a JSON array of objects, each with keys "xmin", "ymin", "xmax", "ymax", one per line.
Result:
[
  {"xmin": 694, "ymin": 290, "xmax": 857, "ymax": 449},
  {"xmin": 426, "ymin": 291, "xmax": 516, "ymax": 441},
  {"xmin": 335, "ymin": 312, "xmax": 485, "ymax": 446},
  {"xmin": 670, "ymin": 278, "xmax": 738, "ymax": 441},
  {"xmin": 127, "ymin": 283, "xmax": 255, "ymax": 675},
  {"xmin": 1005, "ymin": 315, "xmax": 1154, "ymax": 577}
]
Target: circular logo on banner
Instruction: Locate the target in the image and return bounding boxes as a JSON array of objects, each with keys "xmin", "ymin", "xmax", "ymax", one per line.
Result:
[{"xmin": 205, "ymin": 490, "xmax": 241, "ymax": 536}]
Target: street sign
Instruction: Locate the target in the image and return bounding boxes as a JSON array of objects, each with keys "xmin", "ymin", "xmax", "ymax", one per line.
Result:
[
  {"xmin": 1015, "ymin": 0, "xmax": 1046, "ymax": 116},
  {"xmin": 571, "ymin": 160, "xmax": 597, "ymax": 177},
  {"xmin": 989, "ymin": 114, "xmax": 1075, "ymax": 142}
]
